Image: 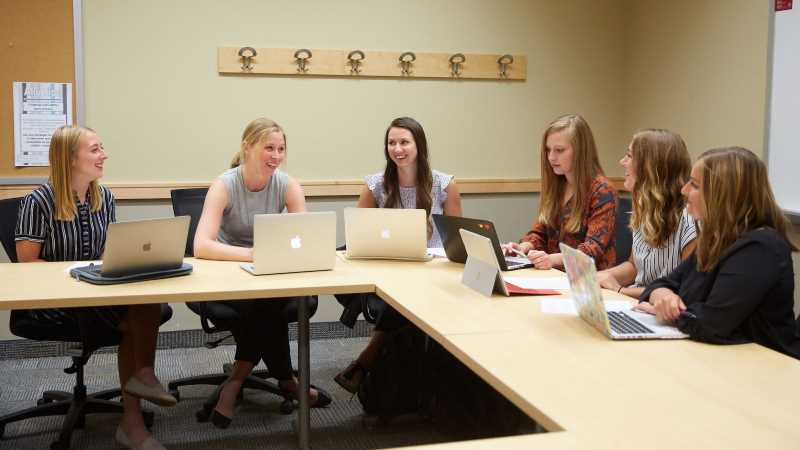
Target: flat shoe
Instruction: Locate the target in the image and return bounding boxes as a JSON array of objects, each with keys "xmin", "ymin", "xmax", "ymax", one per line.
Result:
[
  {"xmin": 124, "ymin": 377, "xmax": 177, "ymax": 407},
  {"xmin": 280, "ymin": 381, "xmax": 333, "ymax": 408},
  {"xmin": 210, "ymin": 409, "xmax": 233, "ymax": 429},
  {"xmin": 115, "ymin": 426, "xmax": 166, "ymax": 450}
]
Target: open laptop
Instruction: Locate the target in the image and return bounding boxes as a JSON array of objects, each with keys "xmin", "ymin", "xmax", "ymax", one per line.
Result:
[
  {"xmin": 559, "ymin": 243, "xmax": 688, "ymax": 340},
  {"xmin": 433, "ymin": 214, "xmax": 532, "ymax": 270},
  {"xmin": 343, "ymin": 208, "xmax": 430, "ymax": 261},
  {"xmin": 70, "ymin": 216, "xmax": 191, "ymax": 281},
  {"xmin": 460, "ymin": 229, "xmax": 560, "ymax": 297},
  {"xmin": 241, "ymin": 211, "xmax": 336, "ymax": 275}
]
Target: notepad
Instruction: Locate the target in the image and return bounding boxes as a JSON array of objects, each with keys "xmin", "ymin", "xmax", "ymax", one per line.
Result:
[{"xmin": 504, "ymin": 282, "xmax": 560, "ymax": 296}]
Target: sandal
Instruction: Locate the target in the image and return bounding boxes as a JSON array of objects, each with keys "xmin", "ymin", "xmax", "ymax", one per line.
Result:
[{"xmin": 333, "ymin": 360, "xmax": 366, "ymax": 394}]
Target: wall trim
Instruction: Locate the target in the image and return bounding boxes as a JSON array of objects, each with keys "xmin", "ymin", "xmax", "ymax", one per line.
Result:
[{"xmin": 0, "ymin": 177, "xmax": 627, "ymax": 200}]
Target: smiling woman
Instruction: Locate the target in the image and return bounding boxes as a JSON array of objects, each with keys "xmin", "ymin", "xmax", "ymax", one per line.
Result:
[
  {"xmin": 191, "ymin": 117, "xmax": 330, "ymax": 429},
  {"xmin": 14, "ymin": 125, "xmax": 174, "ymax": 449}
]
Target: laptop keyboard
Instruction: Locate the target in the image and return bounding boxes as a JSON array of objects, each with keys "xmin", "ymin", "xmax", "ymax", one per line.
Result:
[{"xmin": 607, "ymin": 311, "xmax": 654, "ymax": 335}]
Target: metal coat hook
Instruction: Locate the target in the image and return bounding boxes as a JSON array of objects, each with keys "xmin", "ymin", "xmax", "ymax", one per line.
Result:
[
  {"xmin": 294, "ymin": 48, "xmax": 312, "ymax": 73},
  {"xmin": 238, "ymin": 46, "xmax": 257, "ymax": 71},
  {"xmin": 399, "ymin": 52, "xmax": 416, "ymax": 76},
  {"xmin": 347, "ymin": 50, "xmax": 365, "ymax": 75},
  {"xmin": 498, "ymin": 54, "xmax": 514, "ymax": 79},
  {"xmin": 449, "ymin": 53, "xmax": 466, "ymax": 77}
]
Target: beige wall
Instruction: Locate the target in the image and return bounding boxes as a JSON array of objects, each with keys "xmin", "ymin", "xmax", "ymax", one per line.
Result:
[
  {"xmin": 621, "ymin": 0, "xmax": 770, "ymax": 160},
  {"xmin": 83, "ymin": 0, "xmax": 627, "ymax": 183}
]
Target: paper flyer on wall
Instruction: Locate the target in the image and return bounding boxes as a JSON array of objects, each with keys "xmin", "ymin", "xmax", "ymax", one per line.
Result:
[{"xmin": 12, "ymin": 81, "xmax": 73, "ymax": 167}]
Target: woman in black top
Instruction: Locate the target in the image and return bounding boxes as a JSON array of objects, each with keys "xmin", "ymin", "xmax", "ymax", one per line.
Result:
[
  {"xmin": 640, "ymin": 147, "xmax": 800, "ymax": 359},
  {"xmin": 15, "ymin": 126, "xmax": 173, "ymax": 450}
]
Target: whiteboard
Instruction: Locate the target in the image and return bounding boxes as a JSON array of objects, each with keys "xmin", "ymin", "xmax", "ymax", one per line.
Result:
[{"xmin": 767, "ymin": 5, "xmax": 800, "ymax": 217}]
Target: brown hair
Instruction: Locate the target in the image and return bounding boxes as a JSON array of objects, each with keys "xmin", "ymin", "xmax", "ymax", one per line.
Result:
[
  {"xmin": 538, "ymin": 114, "xmax": 604, "ymax": 232},
  {"xmin": 695, "ymin": 147, "xmax": 797, "ymax": 271},
  {"xmin": 629, "ymin": 129, "xmax": 692, "ymax": 247},
  {"xmin": 382, "ymin": 117, "xmax": 433, "ymax": 225},
  {"xmin": 230, "ymin": 118, "xmax": 286, "ymax": 168},
  {"xmin": 48, "ymin": 125, "xmax": 103, "ymax": 221}
]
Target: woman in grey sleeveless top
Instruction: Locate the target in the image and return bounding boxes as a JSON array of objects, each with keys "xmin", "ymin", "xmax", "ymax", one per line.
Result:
[
  {"xmin": 194, "ymin": 118, "xmax": 331, "ymax": 429},
  {"xmin": 334, "ymin": 117, "xmax": 462, "ymax": 394}
]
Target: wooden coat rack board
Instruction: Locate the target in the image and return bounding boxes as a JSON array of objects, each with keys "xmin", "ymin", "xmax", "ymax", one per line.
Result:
[{"xmin": 218, "ymin": 47, "xmax": 526, "ymax": 80}]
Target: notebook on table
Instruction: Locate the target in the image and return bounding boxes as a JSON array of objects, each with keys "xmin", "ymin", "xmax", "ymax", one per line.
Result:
[
  {"xmin": 459, "ymin": 228, "xmax": 560, "ymax": 297},
  {"xmin": 241, "ymin": 211, "xmax": 336, "ymax": 275},
  {"xmin": 343, "ymin": 208, "xmax": 431, "ymax": 261},
  {"xmin": 559, "ymin": 242, "xmax": 688, "ymax": 340},
  {"xmin": 69, "ymin": 216, "xmax": 192, "ymax": 284},
  {"xmin": 432, "ymin": 214, "xmax": 532, "ymax": 270}
]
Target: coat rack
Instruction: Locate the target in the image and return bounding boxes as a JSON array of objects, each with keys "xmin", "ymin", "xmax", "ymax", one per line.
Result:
[{"xmin": 217, "ymin": 47, "xmax": 526, "ymax": 80}]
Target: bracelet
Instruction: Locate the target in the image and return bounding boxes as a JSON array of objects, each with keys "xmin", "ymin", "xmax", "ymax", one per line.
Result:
[{"xmin": 617, "ymin": 286, "xmax": 623, "ymax": 293}]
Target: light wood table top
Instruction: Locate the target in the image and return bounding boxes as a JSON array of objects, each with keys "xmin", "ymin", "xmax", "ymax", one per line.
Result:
[{"xmin": 2, "ymin": 255, "xmax": 799, "ymax": 449}]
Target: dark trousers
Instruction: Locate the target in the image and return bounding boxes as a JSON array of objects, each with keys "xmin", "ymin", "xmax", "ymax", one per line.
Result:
[{"xmin": 226, "ymin": 297, "xmax": 294, "ymax": 381}]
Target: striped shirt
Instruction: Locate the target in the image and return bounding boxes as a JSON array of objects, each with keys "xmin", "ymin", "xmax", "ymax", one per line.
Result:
[
  {"xmin": 15, "ymin": 183, "xmax": 115, "ymax": 262},
  {"xmin": 15, "ymin": 183, "xmax": 121, "ymax": 326},
  {"xmin": 631, "ymin": 207, "xmax": 697, "ymax": 287}
]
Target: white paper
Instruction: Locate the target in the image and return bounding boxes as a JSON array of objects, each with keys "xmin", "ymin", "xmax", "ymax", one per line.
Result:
[
  {"xmin": 13, "ymin": 81, "xmax": 73, "ymax": 167},
  {"xmin": 64, "ymin": 261, "xmax": 101, "ymax": 273},
  {"xmin": 503, "ymin": 275, "xmax": 570, "ymax": 290},
  {"xmin": 540, "ymin": 298, "xmax": 578, "ymax": 315},
  {"xmin": 427, "ymin": 247, "xmax": 448, "ymax": 258}
]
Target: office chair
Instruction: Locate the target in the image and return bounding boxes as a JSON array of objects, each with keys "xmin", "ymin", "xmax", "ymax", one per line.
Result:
[
  {"xmin": 166, "ymin": 188, "xmax": 319, "ymax": 418},
  {"xmin": 0, "ymin": 196, "xmax": 173, "ymax": 450},
  {"xmin": 614, "ymin": 197, "xmax": 633, "ymax": 265}
]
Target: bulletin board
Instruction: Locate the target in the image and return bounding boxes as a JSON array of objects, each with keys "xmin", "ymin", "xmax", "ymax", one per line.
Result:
[{"xmin": 0, "ymin": 0, "xmax": 77, "ymax": 181}]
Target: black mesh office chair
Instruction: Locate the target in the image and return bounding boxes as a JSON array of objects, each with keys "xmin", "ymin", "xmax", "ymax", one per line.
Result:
[
  {"xmin": 0, "ymin": 196, "xmax": 173, "ymax": 450},
  {"xmin": 614, "ymin": 197, "xmax": 633, "ymax": 265},
  {"xmin": 166, "ymin": 188, "xmax": 318, "ymax": 418}
]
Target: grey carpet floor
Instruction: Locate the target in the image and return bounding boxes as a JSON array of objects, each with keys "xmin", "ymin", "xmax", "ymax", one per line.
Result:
[{"xmin": 0, "ymin": 338, "xmax": 454, "ymax": 450}]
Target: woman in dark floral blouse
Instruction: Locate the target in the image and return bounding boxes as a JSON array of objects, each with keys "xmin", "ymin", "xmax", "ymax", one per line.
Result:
[{"xmin": 505, "ymin": 114, "xmax": 618, "ymax": 270}]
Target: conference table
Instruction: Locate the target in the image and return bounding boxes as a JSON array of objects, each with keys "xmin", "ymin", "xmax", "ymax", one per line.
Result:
[{"xmin": 2, "ymin": 255, "xmax": 799, "ymax": 450}]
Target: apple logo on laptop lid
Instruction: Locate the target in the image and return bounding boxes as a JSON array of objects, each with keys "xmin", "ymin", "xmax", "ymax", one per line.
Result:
[
  {"xmin": 380, "ymin": 229, "xmax": 391, "ymax": 239},
  {"xmin": 291, "ymin": 235, "xmax": 302, "ymax": 249}
]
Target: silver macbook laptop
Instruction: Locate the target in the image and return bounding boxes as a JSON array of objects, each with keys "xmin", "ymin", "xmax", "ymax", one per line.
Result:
[
  {"xmin": 99, "ymin": 216, "xmax": 190, "ymax": 277},
  {"xmin": 559, "ymin": 243, "xmax": 688, "ymax": 340},
  {"xmin": 343, "ymin": 208, "xmax": 430, "ymax": 261},
  {"xmin": 241, "ymin": 212, "xmax": 336, "ymax": 275}
]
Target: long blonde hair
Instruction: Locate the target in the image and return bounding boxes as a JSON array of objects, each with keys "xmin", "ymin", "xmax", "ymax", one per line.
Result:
[
  {"xmin": 230, "ymin": 118, "xmax": 286, "ymax": 168},
  {"xmin": 48, "ymin": 125, "xmax": 102, "ymax": 221},
  {"xmin": 695, "ymin": 147, "xmax": 797, "ymax": 272},
  {"xmin": 538, "ymin": 114, "xmax": 604, "ymax": 233},
  {"xmin": 629, "ymin": 129, "xmax": 692, "ymax": 247}
]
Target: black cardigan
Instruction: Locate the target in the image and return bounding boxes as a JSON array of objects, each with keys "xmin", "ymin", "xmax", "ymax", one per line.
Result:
[{"xmin": 641, "ymin": 228, "xmax": 800, "ymax": 360}]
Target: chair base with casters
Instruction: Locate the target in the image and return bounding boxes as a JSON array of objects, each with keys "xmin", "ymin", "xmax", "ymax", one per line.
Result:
[
  {"xmin": 166, "ymin": 297, "xmax": 319, "ymax": 420},
  {"xmin": 0, "ymin": 306, "xmax": 172, "ymax": 450}
]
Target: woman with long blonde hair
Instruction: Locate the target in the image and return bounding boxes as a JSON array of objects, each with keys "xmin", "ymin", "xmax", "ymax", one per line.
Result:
[
  {"xmin": 597, "ymin": 129, "xmax": 696, "ymax": 298},
  {"xmin": 504, "ymin": 114, "xmax": 618, "ymax": 269},
  {"xmin": 15, "ymin": 125, "xmax": 174, "ymax": 450},
  {"xmin": 640, "ymin": 147, "xmax": 799, "ymax": 359}
]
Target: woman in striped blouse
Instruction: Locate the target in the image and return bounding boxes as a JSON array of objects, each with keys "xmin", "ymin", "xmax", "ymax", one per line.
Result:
[
  {"xmin": 15, "ymin": 126, "xmax": 172, "ymax": 450},
  {"xmin": 597, "ymin": 129, "xmax": 697, "ymax": 299}
]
